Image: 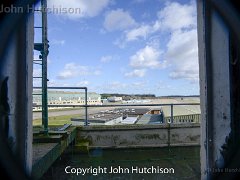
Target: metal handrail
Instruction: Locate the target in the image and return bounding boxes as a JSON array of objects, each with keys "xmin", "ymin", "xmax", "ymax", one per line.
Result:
[
  {"xmin": 33, "ymin": 101, "xmax": 200, "ymax": 125},
  {"xmin": 33, "ymin": 86, "xmax": 89, "ymax": 126},
  {"xmin": 33, "ymin": 103, "xmax": 200, "ymax": 107}
]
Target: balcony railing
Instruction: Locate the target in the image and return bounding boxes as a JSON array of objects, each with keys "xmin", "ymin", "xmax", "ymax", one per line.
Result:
[{"xmin": 33, "ymin": 87, "xmax": 201, "ymax": 128}]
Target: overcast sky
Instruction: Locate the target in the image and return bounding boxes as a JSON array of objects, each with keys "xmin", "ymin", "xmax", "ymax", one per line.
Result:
[{"xmin": 34, "ymin": 0, "xmax": 199, "ymax": 96}]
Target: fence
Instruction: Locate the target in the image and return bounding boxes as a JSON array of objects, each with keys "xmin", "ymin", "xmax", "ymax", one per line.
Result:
[
  {"xmin": 164, "ymin": 114, "xmax": 201, "ymax": 123},
  {"xmin": 33, "ymin": 87, "xmax": 201, "ymax": 128}
]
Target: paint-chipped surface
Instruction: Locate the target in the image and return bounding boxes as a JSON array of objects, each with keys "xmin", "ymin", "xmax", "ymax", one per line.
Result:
[
  {"xmin": 33, "ymin": 143, "xmax": 58, "ymax": 165},
  {"xmin": 32, "ymin": 126, "xmax": 77, "ymax": 179},
  {"xmin": 77, "ymin": 124, "xmax": 200, "ymax": 148}
]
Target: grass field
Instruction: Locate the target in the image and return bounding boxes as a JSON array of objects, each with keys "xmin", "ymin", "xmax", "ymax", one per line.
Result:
[
  {"xmin": 33, "ymin": 114, "xmax": 84, "ymax": 126},
  {"xmin": 33, "ymin": 107, "xmax": 83, "ymax": 113}
]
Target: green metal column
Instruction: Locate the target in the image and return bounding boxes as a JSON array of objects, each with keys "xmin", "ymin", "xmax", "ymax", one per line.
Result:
[
  {"xmin": 170, "ymin": 104, "xmax": 173, "ymax": 123},
  {"xmin": 41, "ymin": 0, "xmax": 49, "ymax": 134}
]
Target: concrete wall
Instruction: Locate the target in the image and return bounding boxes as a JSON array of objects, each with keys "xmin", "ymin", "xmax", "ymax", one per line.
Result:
[
  {"xmin": 197, "ymin": 1, "xmax": 233, "ymax": 179},
  {"xmin": 0, "ymin": 10, "xmax": 34, "ymax": 176},
  {"xmin": 76, "ymin": 124, "xmax": 200, "ymax": 148}
]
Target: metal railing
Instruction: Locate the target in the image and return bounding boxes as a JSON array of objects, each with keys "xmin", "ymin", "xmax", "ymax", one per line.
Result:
[
  {"xmin": 1, "ymin": 0, "xmax": 240, "ymax": 179},
  {"xmin": 165, "ymin": 114, "xmax": 201, "ymax": 123},
  {"xmin": 33, "ymin": 87, "xmax": 200, "ymax": 127},
  {"xmin": 33, "ymin": 86, "xmax": 89, "ymax": 131}
]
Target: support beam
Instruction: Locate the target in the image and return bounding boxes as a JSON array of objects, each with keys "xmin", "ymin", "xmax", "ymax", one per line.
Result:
[{"xmin": 41, "ymin": 0, "xmax": 49, "ymax": 134}]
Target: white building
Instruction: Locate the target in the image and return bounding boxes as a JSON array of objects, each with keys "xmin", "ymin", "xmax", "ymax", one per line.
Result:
[
  {"xmin": 107, "ymin": 96, "xmax": 122, "ymax": 102},
  {"xmin": 33, "ymin": 91, "xmax": 102, "ymax": 111}
]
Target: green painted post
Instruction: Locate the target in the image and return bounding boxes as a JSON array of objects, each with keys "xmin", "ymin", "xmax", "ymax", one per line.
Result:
[
  {"xmin": 170, "ymin": 104, "xmax": 173, "ymax": 123},
  {"xmin": 41, "ymin": 0, "xmax": 49, "ymax": 134},
  {"xmin": 85, "ymin": 88, "xmax": 88, "ymax": 126}
]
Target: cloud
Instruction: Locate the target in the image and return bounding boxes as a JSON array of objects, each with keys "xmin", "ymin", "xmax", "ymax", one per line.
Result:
[
  {"xmin": 166, "ymin": 29, "xmax": 199, "ymax": 83},
  {"xmin": 104, "ymin": 9, "xmax": 136, "ymax": 31},
  {"xmin": 169, "ymin": 70, "xmax": 199, "ymax": 83},
  {"xmin": 113, "ymin": 37, "xmax": 126, "ymax": 49},
  {"xmin": 125, "ymin": 69, "xmax": 146, "ymax": 78},
  {"xmin": 48, "ymin": 0, "xmax": 110, "ymax": 19},
  {"xmin": 123, "ymin": 1, "xmax": 198, "ymax": 84},
  {"xmin": 126, "ymin": 25, "xmax": 151, "ymax": 41},
  {"xmin": 158, "ymin": 1, "xmax": 198, "ymax": 83},
  {"xmin": 114, "ymin": 24, "xmax": 155, "ymax": 48},
  {"xmin": 100, "ymin": 55, "xmax": 113, "ymax": 63},
  {"xmin": 123, "ymin": 21, "xmax": 161, "ymax": 43},
  {"xmin": 124, "ymin": 46, "xmax": 166, "ymax": 79},
  {"xmin": 125, "ymin": 1, "xmax": 198, "ymax": 83},
  {"xmin": 57, "ymin": 63, "xmax": 101, "ymax": 79},
  {"xmin": 129, "ymin": 45, "xmax": 165, "ymax": 69},
  {"xmin": 157, "ymin": 1, "xmax": 196, "ymax": 31},
  {"xmin": 120, "ymin": 1, "xmax": 196, "ymax": 44},
  {"xmin": 100, "ymin": 55, "xmax": 119, "ymax": 63}
]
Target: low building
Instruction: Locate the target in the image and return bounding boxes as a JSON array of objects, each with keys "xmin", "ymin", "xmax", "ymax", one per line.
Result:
[
  {"xmin": 107, "ymin": 96, "xmax": 122, "ymax": 102},
  {"xmin": 71, "ymin": 108, "xmax": 151, "ymax": 126},
  {"xmin": 136, "ymin": 114, "xmax": 164, "ymax": 124},
  {"xmin": 71, "ymin": 113, "xmax": 122, "ymax": 126},
  {"xmin": 164, "ymin": 114, "xmax": 201, "ymax": 123},
  {"xmin": 161, "ymin": 105, "xmax": 201, "ymax": 123},
  {"xmin": 137, "ymin": 108, "xmax": 164, "ymax": 124},
  {"xmin": 33, "ymin": 91, "xmax": 102, "ymax": 111}
]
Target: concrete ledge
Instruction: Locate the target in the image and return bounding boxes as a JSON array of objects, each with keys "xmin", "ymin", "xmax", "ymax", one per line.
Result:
[
  {"xmin": 86, "ymin": 143, "xmax": 200, "ymax": 149},
  {"xmin": 32, "ymin": 127, "xmax": 77, "ymax": 179},
  {"xmin": 76, "ymin": 123, "xmax": 200, "ymax": 149},
  {"xmin": 77, "ymin": 123, "xmax": 200, "ymax": 131}
]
